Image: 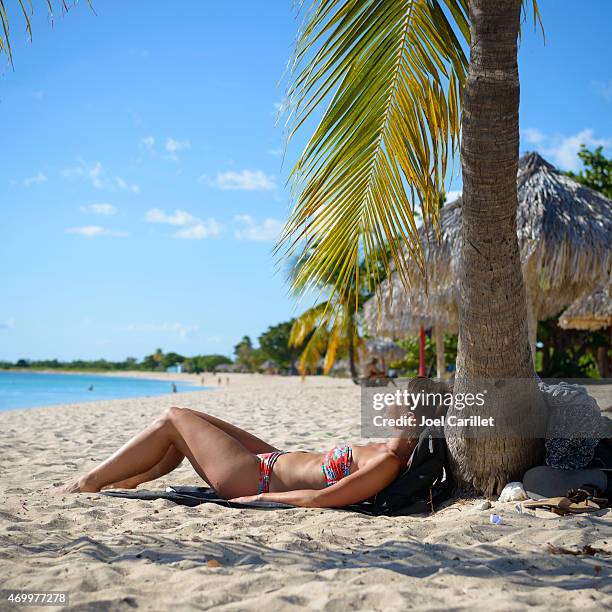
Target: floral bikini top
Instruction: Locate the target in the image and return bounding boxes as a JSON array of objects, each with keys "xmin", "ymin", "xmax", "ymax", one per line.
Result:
[{"xmin": 321, "ymin": 445, "xmax": 353, "ymax": 486}]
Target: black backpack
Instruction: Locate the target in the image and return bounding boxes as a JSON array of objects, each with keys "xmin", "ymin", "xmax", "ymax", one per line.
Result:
[{"xmin": 368, "ymin": 427, "xmax": 453, "ymax": 516}]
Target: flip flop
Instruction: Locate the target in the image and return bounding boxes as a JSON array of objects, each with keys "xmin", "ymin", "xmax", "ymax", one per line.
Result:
[
  {"xmin": 523, "ymin": 496, "xmax": 601, "ymax": 515},
  {"xmin": 523, "ymin": 466, "xmax": 607, "ymax": 500}
]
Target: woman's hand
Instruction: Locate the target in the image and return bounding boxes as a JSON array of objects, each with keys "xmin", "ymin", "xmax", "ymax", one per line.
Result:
[
  {"xmin": 229, "ymin": 494, "xmax": 263, "ymax": 503},
  {"xmin": 229, "ymin": 489, "xmax": 318, "ymax": 507}
]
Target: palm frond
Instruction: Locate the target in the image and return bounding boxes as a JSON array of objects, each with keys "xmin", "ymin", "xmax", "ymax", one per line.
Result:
[
  {"xmin": 289, "ymin": 302, "xmax": 328, "ymax": 346},
  {"xmin": 323, "ymin": 316, "xmax": 344, "ymax": 373},
  {"xmin": 297, "ymin": 325, "xmax": 329, "ymax": 375},
  {"xmin": 277, "ymin": 0, "xmax": 470, "ymax": 304},
  {"xmin": 0, "ymin": 0, "xmax": 80, "ymax": 65},
  {"xmin": 278, "ymin": 0, "xmax": 544, "ymax": 310}
]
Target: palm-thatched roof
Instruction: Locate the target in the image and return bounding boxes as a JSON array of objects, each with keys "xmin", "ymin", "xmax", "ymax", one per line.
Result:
[
  {"xmin": 363, "ymin": 198, "xmax": 461, "ymax": 337},
  {"xmin": 364, "ymin": 152, "xmax": 612, "ymax": 337},
  {"xmin": 363, "ymin": 337, "xmax": 405, "ymax": 362},
  {"xmin": 558, "ymin": 283, "xmax": 612, "ymax": 331}
]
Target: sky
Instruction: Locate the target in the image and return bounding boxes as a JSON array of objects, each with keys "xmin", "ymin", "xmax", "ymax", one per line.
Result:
[{"xmin": 0, "ymin": 0, "xmax": 610, "ymax": 362}]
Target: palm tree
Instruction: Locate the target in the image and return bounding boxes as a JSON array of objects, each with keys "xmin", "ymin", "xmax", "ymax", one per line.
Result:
[
  {"xmin": 278, "ymin": 0, "xmax": 544, "ymax": 495},
  {"xmin": 290, "ymin": 301, "xmax": 362, "ymax": 378},
  {"xmin": 289, "ymin": 250, "xmax": 385, "ymax": 378}
]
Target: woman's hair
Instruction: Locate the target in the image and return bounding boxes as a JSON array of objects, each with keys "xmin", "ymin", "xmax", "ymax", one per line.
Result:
[{"xmin": 406, "ymin": 377, "xmax": 452, "ymax": 420}]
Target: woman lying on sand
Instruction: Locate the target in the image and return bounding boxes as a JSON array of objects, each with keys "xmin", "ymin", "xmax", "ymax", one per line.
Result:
[{"xmin": 52, "ymin": 378, "xmax": 446, "ymax": 508}]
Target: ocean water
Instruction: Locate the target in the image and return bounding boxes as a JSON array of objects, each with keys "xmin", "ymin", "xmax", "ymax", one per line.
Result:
[{"xmin": 0, "ymin": 371, "xmax": 207, "ymax": 412}]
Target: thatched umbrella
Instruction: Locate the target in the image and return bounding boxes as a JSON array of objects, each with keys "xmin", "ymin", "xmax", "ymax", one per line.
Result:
[
  {"xmin": 559, "ymin": 283, "xmax": 612, "ymax": 377},
  {"xmin": 559, "ymin": 283, "xmax": 612, "ymax": 331},
  {"xmin": 363, "ymin": 196, "xmax": 460, "ymax": 378},
  {"xmin": 364, "ymin": 152, "xmax": 612, "ymax": 363},
  {"xmin": 363, "ymin": 337, "xmax": 405, "ymax": 363},
  {"xmin": 261, "ymin": 359, "xmax": 278, "ymax": 374}
]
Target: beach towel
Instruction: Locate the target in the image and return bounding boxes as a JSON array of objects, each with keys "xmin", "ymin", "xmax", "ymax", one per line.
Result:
[{"xmin": 103, "ymin": 485, "xmax": 393, "ymax": 515}]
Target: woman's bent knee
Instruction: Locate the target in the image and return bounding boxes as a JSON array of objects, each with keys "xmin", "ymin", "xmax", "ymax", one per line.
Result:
[{"xmin": 156, "ymin": 406, "xmax": 183, "ymax": 424}]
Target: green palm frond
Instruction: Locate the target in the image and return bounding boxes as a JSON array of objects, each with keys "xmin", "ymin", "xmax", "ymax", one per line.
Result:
[
  {"xmin": 278, "ymin": 0, "xmax": 544, "ymax": 307},
  {"xmin": 289, "ymin": 301, "xmax": 328, "ymax": 347},
  {"xmin": 277, "ymin": 0, "xmax": 470, "ymax": 302},
  {"xmin": 296, "ymin": 324, "xmax": 329, "ymax": 375},
  {"xmin": 323, "ymin": 316, "xmax": 344, "ymax": 373}
]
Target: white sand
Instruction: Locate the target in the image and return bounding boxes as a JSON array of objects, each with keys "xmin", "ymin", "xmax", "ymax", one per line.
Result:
[{"xmin": 1, "ymin": 374, "xmax": 610, "ymax": 611}]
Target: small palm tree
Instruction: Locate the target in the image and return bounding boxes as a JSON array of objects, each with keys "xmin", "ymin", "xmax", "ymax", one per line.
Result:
[
  {"xmin": 290, "ymin": 302, "xmax": 361, "ymax": 378},
  {"xmin": 289, "ymin": 250, "xmax": 386, "ymax": 378}
]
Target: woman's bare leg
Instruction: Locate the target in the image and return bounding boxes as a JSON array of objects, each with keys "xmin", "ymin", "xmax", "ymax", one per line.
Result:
[
  {"xmin": 103, "ymin": 444, "xmax": 184, "ymax": 490},
  {"xmin": 104, "ymin": 409, "xmax": 275, "ymax": 490},
  {"xmin": 56, "ymin": 407, "xmax": 261, "ymax": 498},
  {"xmin": 182, "ymin": 408, "xmax": 278, "ymax": 453}
]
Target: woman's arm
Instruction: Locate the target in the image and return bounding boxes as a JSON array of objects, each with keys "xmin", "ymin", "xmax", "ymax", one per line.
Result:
[{"xmin": 230, "ymin": 453, "xmax": 402, "ymax": 508}]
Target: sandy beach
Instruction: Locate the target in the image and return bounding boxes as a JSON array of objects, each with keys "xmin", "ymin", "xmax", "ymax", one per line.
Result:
[{"xmin": 1, "ymin": 374, "xmax": 610, "ymax": 611}]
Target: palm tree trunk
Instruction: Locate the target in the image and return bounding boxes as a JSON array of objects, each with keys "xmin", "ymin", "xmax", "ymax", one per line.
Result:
[
  {"xmin": 347, "ymin": 315, "xmax": 358, "ymax": 380},
  {"xmin": 447, "ymin": 0, "xmax": 546, "ymax": 496}
]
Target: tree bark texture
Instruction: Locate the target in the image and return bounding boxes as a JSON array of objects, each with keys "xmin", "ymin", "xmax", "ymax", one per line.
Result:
[{"xmin": 447, "ymin": 0, "xmax": 546, "ymax": 496}]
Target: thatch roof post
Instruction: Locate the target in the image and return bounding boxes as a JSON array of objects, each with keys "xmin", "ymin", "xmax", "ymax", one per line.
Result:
[{"xmin": 434, "ymin": 325, "xmax": 446, "ymax": 380}]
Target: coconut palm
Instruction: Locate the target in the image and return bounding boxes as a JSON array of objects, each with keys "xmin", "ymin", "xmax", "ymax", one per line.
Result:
[
  {"xmin": 278, "ymin": 0, "xmax": 544, "ymax": 495},
  {"xmin": 290, "ymin": 301, "xmax": 363, "ymax": 378},
  {"xmin": 289, "ymin": 249, "xmax": 385, "ymax": 378}
]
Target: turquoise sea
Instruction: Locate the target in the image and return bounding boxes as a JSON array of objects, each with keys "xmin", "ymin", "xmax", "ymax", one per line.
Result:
[{"xmin": 0, "ymin": 371, "xmax": 206, "ymax": 412}]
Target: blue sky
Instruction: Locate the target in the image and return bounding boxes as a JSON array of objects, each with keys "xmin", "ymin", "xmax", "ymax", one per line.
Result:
[{"xmin": 1, "ymin": 0, "xmax": 610, "ymax": 361}]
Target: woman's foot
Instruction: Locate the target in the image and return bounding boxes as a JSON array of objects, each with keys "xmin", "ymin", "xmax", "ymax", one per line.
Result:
[{"xmin": 45, "ymin": 475, "xmax": 99, "ymax": 494}]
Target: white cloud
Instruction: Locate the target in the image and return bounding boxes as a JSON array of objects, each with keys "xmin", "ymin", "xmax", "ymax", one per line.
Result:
[
  {"xmin": 145, "ymin": 208, "xmax": 199, "ymax": 226},
  {"xmin": 521, "ymin": 128, "xmax": 612, "ymax": 172},
  {"xmin": 165, "ymin": 137, "xmax": 191, "ymax": 160},
  {"xmin": 115, "ymin": 176, "xmax": 140, "ymax": 193},
  {"xmin": 126, "ymin": 322, "xmax": 199, "ymax": 340},
  {"xmin": 0, "ymin": 317, "xmax": 16, "ymax": 330},
  {"xmin": 141, "ymin": 135, "xmax": 190, "ymax": 161},
  {"xmin": 592, "ymin": 80, "xmax": 612, "ymax": 102},
  {"xmin": 81, "ymin": 203, "xmax": 117, "ymax": 216},
  {"xmin": 23, "ymin": 172, "xmax": 47, "ymax": 186},
  {"xmin": 213, "ymin": 169, "xmax": 276, "ymax": 191},
  {"xmin": 141, "ymin": 135, "xmax": 155, "ymax": 151},
  {"xmin": 444, "ymin": 190, "xmax": 462, "ymax": 203},
  {"xmin": 62, "ymin": 159, "xmax": 105, "ymax": 188},
  {"xmin": 522, "ymin": 128, "xmax": 545, "ymax": 146},
  {"xmin": 145, "ymin": 208, "xmax": 221, "ymax": 240},
  {"xmin": 65, "ymin": 225, "xmax": 128, "ymax": 238},
  {"xmin": 234, "ymin": 215, "xmax": 282, "ymax": 242},
  {"xmin": 175, "ymin": 220, "xmax": 222, "ymax": 240},
  {"xmin": 62, "ymin": 158, "xmax": 139, "ymax": 192},
  {"xmin": 268, "ymin": 147, "xmax": 284, "ymax": 157},
  {"xmin": 549, "ymin": 130, "xmax": 612, "ymax": 171}
]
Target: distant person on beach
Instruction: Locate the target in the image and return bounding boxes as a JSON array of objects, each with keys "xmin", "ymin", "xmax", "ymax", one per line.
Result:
[
  {"xmin": 364, "ymin": 357, "xmax": 387, "ymax": 381},
  {"xmin": 49, "ymin": 379, "xmax": 448, "ymax": 508},
  {"xmin": 226, "ymin": 377, "xmax": 230, "ymax": 385},
  {"xmin": 171, "ymin": 384, "xmax": 177, "ymax": 393},
  {"xmin": 218, "ymin": 377, "xmax": 222, "ymax": 385}
]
